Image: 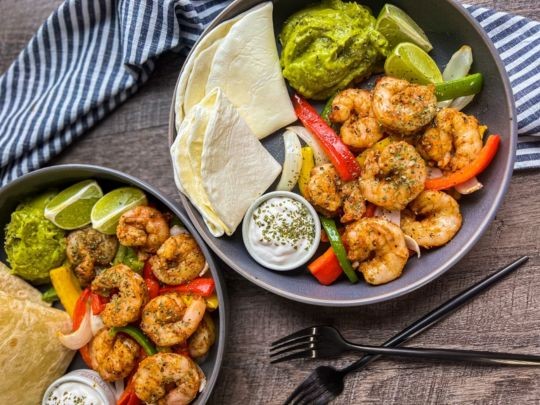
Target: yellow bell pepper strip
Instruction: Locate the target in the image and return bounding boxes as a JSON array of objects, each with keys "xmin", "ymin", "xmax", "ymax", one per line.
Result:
[
  {"xmin": 205, "ymin": 293, "xmax": 219, "ymax": 311},
  {"xmin": 50, "ymin": 265, "xmax": 82, "ymax": 316},
  {"xmin": 320, "ymin": 217, "xmax": 359, "ymax": 283},
  {"xmin": 110, "ymin": 326, "xmax": 157, "ymax": 356},
  {"xmin": 298, "ymin": 146, "xmax": 315, "ymax": 197},
  {"xmin": 42, "ymin": 286, "xmax": 58, "ymax": 303},
  {"xmin": 425, "ymin": 134, "xmax": 500, "ymax": 190},
  {"xmin": 308, "ymin": 246, "xmax": 343, "ymax": 285},
  {"xmin": 293, "ymin": 94, "xmax": 361, "ymax": 182},
  {"xmin": 434, "ymin": 73, "xmax": 483, "ymax": 101}
]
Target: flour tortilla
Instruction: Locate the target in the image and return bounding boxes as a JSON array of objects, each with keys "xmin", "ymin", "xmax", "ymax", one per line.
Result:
[
  {"xmin": 201, "ymin": 89, "xmax": 282, "ymax": 232},
  {"xmin": 0, "ymin": 291, "xmax": 74, "ymax": 404},
  {"xmin": 171, "ymin": 88, "xmax": 281, "ymax": 236},
  {"xmin": 205, "ymin": 2, "xmax": 296, "ymax": 139},
  {"xmin": 174, "ymin": 13, "xmax": 244, "ymax": 129},
  {"xmin": 0, "ymin": 261, "xmax": 49, "ymax": 306}
]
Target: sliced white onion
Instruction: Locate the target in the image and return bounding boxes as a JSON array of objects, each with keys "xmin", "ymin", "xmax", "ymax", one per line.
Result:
[
  {"xmin": 374, "ymin": 207, "xmax": 401, "ymax": 226},
  {"xmin": 114, "ymin": 379, "xmax": 125, "ymax": 400},
  {"xmin": 286, "ymin": 125, "xmax": 330, "ymax": 166},
  {"xmin": 450, "ymin": 94, "xmax": 475, "ymax": 111},
  {"xmin": 427, "ymin": 167, "xmax": 443, "ymax": 179},
  {"xmin": 405, "ymin": 235, "xmax": 421, "ymax": 258},
  {"xmin": 454, "ymin": 176, "xmax": 483, "ymax": 194},
  {"xmin": 276, "ymin": 130, "xmax": 302, "ymax": 191},
  {"xmin": 90, "ymin": 313, "xmax": 105, "ymax": 335},
  {"xmin": 438, "ymin": 45, "xmax": 474, "ymax": 108},
  {"xmin": 170, "ymin": 224, "xmax": 189, "ymax": 236},
  {"xmin": 58, "ymin": 306, "xmax": 93, "ymax": 350},
  {"xmin": 198, "ymin": 261, "xmax": 209, "ymax": 277},
  {"xmin": 196, "ymin": 364, "xmax": 207, "ymax": 393}
]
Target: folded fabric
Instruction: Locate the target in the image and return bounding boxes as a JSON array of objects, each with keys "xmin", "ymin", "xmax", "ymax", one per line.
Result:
[{"xmin": 0, "ymin": 0, "xmax": 538, "ymax": 185}]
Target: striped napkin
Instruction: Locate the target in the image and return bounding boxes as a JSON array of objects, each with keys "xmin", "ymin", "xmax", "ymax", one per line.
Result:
[{"xmin": 0, "ymin": 1, "xmax": 538, "ymax": 185}]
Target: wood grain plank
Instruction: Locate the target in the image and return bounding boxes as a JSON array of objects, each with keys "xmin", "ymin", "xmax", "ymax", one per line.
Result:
[{"xmin": 0, "ymin": 1, "xmax": 539, "ymax": 404}]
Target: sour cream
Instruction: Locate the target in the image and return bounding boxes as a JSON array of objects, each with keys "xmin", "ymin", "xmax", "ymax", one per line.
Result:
[
  {"xmin": 243, "ymin": 191, "xmax": 320, "ymax": 270},
  {"xmin": 43, "ymin": 370, "xmax": 116, "ymax": 405}
]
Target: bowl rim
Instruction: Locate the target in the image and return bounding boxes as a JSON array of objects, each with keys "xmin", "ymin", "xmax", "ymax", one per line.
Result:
[
  {"xmin": 167, "ymin": 0, "xmax": 517, "ymax": 306},
  {"xmin": 0, "ymin": 164, "xmax": 228, "ymax": 404}
]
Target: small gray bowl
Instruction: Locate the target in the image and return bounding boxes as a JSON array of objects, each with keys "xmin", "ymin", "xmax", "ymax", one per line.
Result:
[
  {"xmin": 0, "ymin": 164, "xmax": 227, "ymax": 405},
  {"xmin": 169, "ymin": 0, "xmax": 517, "ymax": 306}
]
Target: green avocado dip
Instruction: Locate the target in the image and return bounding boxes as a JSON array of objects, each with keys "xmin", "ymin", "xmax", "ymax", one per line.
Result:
[
  {"xmin": 279, "ymin": 0, "xmax": 388, "ymax": 100},
  {"xmin": 4, "ymin": 191, "xmax": 66, "ymax": 284}
]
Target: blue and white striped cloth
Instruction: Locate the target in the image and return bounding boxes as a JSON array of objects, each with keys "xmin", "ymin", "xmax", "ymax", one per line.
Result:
[{"xmin": 0, "ymin": 1, "xmax": 538, "ymax": 184}]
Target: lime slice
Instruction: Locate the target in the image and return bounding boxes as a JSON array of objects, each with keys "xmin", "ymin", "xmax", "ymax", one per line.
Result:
[
  {"xmin": 384, "ymin": 42, "xmax": 443, "ymax": 85},
  {"xmin": 377, "ymin": 4, "xmax": 433, "ymax": 52},
  {"xmin": 90, "ymin": 187, "xmax": 147, "ymax": 234},
  {"xmin": 44, "ymin": 180, "xmax": 103, "ymax": 230}
]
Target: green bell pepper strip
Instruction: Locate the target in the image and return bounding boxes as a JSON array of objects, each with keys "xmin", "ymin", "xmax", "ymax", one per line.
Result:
[
  {"xmin": 321, "ymin": 93, "xmax": 336, "ymax": 125},
  {"xmin": 42, "ymin": 286, "xmax": 59, "ymax": 303},
  {"xmin": 434, "ymin": 73, "xmax": 483, "ymax": 101},
  {"xmin": 110, "ymin": 326, "xmax": 157, "ymax": 355},
  {"xmin": 320, "ymin": 217, "xmax": 359, "ymax": 283},
  {"xmin": 113, "ymin": 245, "xmax": 144, "ymax": 273}
]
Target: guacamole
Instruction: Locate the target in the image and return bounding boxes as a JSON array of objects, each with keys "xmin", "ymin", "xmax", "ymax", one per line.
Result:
[
  {"xmin": 4, "ymin": 191, "xmax": 66, "ymax": 284},
  {"xmin": 280, "ymin": 0, "xmax": 388, "ymax": 100}
]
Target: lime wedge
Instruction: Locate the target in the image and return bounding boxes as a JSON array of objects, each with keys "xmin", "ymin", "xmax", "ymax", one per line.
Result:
[
  {"xmin": 377, "ymin": 4, "xmax": 433, "ymax": 52},
  {"xmin": 44, "ymin": 180, "xmax": 103, "ymax": 230},
  {"xmin": 90, "ymin": 187, "xmax": 147, "ymax": 235},
  {"xmin": 384, "ymin": 42, "xmax": 443, "ymax": 85}
]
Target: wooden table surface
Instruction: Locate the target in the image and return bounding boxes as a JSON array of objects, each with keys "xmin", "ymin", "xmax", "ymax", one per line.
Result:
[{"xmin": 1, "ymin": 0, "xmax": 539, "ymax": 403}]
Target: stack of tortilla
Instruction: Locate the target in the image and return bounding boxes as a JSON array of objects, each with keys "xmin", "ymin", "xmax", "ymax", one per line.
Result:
[
  {"xmin": 172, "ymin": 2, "xmax": 296, "ymax": 237},
  {"xmin": 0, "ymin": 262, "xmax": 74, "ymax": 404}
]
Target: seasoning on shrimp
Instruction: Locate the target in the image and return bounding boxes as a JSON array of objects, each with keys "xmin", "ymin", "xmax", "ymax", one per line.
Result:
[
  {"xmin": 360, "ymin": 141, "xmax": 426, "ymax": 211},
  {"xmin": 342, "ymin": 217, "xmax": 409, "ymax": 285},
  {"xmin": 330, "ymin": 89, "xmax": 384, "ymax": 149},
  {"xmin": 372, "ymin": 76, "xmax": 437, "ymax": 135},
  {"xmin": 133, "ymin": 352, "xmax": 203, "ymax": 404},
  {"xmin": 116, "ymin": 205, "xmax": 170, "ymax": 254},
  {"xmin": 188, "ymin": 313, "xmax": 216, "ymax": 359},
  {"xmin": 90, "ymin": 264, "xmax": 148, "ymax": 327},
  {"xmin": 150, "ymin": 234, "xmax": 206, "ymax": 285},
  {"xmin": 401, "ymin": 190, "xmax": 462, "ymax": 248}
]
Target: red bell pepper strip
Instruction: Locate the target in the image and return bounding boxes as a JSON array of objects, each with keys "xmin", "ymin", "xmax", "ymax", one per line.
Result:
[
  {"xmin": 293, "ymin": 94, "xmax": 361, "ymax": 182},
  {"xmin": 90, "ymin": 293, "xmax": 107, "ymax": 315},
  {"xmin": 425, "ymin": 135, "xmax": 501, "ymax": 190},
  {"xmin": 159, "ymin": 277, "xmax": 215, "ymax": 297},
  {"xmin": 363, "ymin": 203, "xmax": 377, "ymax": 218},
  {"xmin": 79, "ymin": 344, "xmax": 93, "ymax": 368},
  {"xmin": 308, "ymin": 247, "xmax": 343, "ymax": 286},
  {"xmin": 143, "ymin": 261, "xmax": 160, "ymax": 299},
  {"xmin": 117, "ymin": 374, "xmax": 141, "ymax": 405},
  {"xmin": 72, "ymin": 288, "xmax": 91, "ymax": 330}
]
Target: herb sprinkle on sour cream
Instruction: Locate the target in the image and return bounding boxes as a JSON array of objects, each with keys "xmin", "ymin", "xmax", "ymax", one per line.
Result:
[{"xmin": 248, "ymin": 197, "xmax": 316, "ymax": 266}]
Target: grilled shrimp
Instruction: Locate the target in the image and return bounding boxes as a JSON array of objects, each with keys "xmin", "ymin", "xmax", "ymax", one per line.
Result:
[
  {"xmin": 329, "ymin": 89, "xmax": 384, "ymax": 149},
  {"xmin": 401, "ymin": 190, "xmax": 462, "ymax": 248},
  {"xmin": 188, "ymin": 313, "xmax": 216, "ymax": 359},
  {"xmin": 88, "ymin": 328, "xmax": 139, "ymax": 382},
  {"xmin": 417, "ymin": 108, "xmax": 484, "ymax": 171},
  {"xmin": 91, "ymin": 264, "xmax": 148, "ymax": 327},
  {"xmin": 117, "ymin": 205, "xmax": 170, "ymax": 254},
  {"xmin": 342, "ymin": 217, "xmax": 409, "ymax": 285},
  {"xmin": 150, "ymin": 234, "xmax": 206, "ymax": 285},
  {"xmin": 304, "ymin": 164, "xmax": 366, "ymax": 223},
  {"xmin": 140, "ymin": 293, "xmax": 206, "ymax": 347},
  {"xmin": 133, "ymin": 353, "xmax": 203, "ymax": 405},
  {"xmin": 360, "ymin": 141, "xmax": 426, "ymax": 211},
  {"xmin": 66, "ymin": 227, "xmax": 118, "ymax": 287},
  {"xmin": 372, "ymin": 76, "xmax": 437, "ymax": 135}
]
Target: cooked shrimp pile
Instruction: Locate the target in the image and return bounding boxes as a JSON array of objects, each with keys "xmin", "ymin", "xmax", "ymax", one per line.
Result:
[
  {"xmin": 304, "ymin": 76, "xmax": 485, "ymax": 286},
  {"xmin": 64, "ymin": 202, "xmax": 216, "ymax": 405}
]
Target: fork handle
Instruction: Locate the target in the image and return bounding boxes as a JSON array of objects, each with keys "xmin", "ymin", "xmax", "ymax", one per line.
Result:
[{"xmin": 346, "ymin": 344, "xmax": 540, "ymax": 366}]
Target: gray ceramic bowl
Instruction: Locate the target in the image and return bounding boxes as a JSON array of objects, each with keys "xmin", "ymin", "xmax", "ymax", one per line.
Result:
[
  {"xmin": 0, "ymin": 164, "xmax": 227, "ymax": 404},
  {"xmin": 169, "ymin": 0, "xmax": 517, "ymax": 306}
]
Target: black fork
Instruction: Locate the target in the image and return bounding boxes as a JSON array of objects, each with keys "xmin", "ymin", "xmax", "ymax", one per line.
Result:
[{"xmin": 279, "ymin": 256, "xmax": 529, "ymax": 405}]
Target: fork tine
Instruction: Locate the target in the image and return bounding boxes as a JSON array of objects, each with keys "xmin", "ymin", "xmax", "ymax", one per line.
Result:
[
  {"xmin": 291, "ymin": 381, "xmax": 320, "ymax": 405},
  {"xmin": 299, "ymin": 384, "xmax": 327, "ymax": 405},
  {"xmin": 284, "ymin": 374, "xmax": 318, "ymax": 405},
  {"xmin": 271, "ymin": 326, "xmax": 318, "ymax": 346},
  {"xmin": 271, "ymin": 336, "xmax": 315, "ymax": 351},
  {"xmin": 313, "ymin": 390, "xmax": 334, "ymax": 405},
  {"xmin": 270, "ymin": 339, "xmax": 315, "ymax": 356},
  {"xmin": 270, "ymin": 349, "xmax": 316, "ymax": 364}
]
